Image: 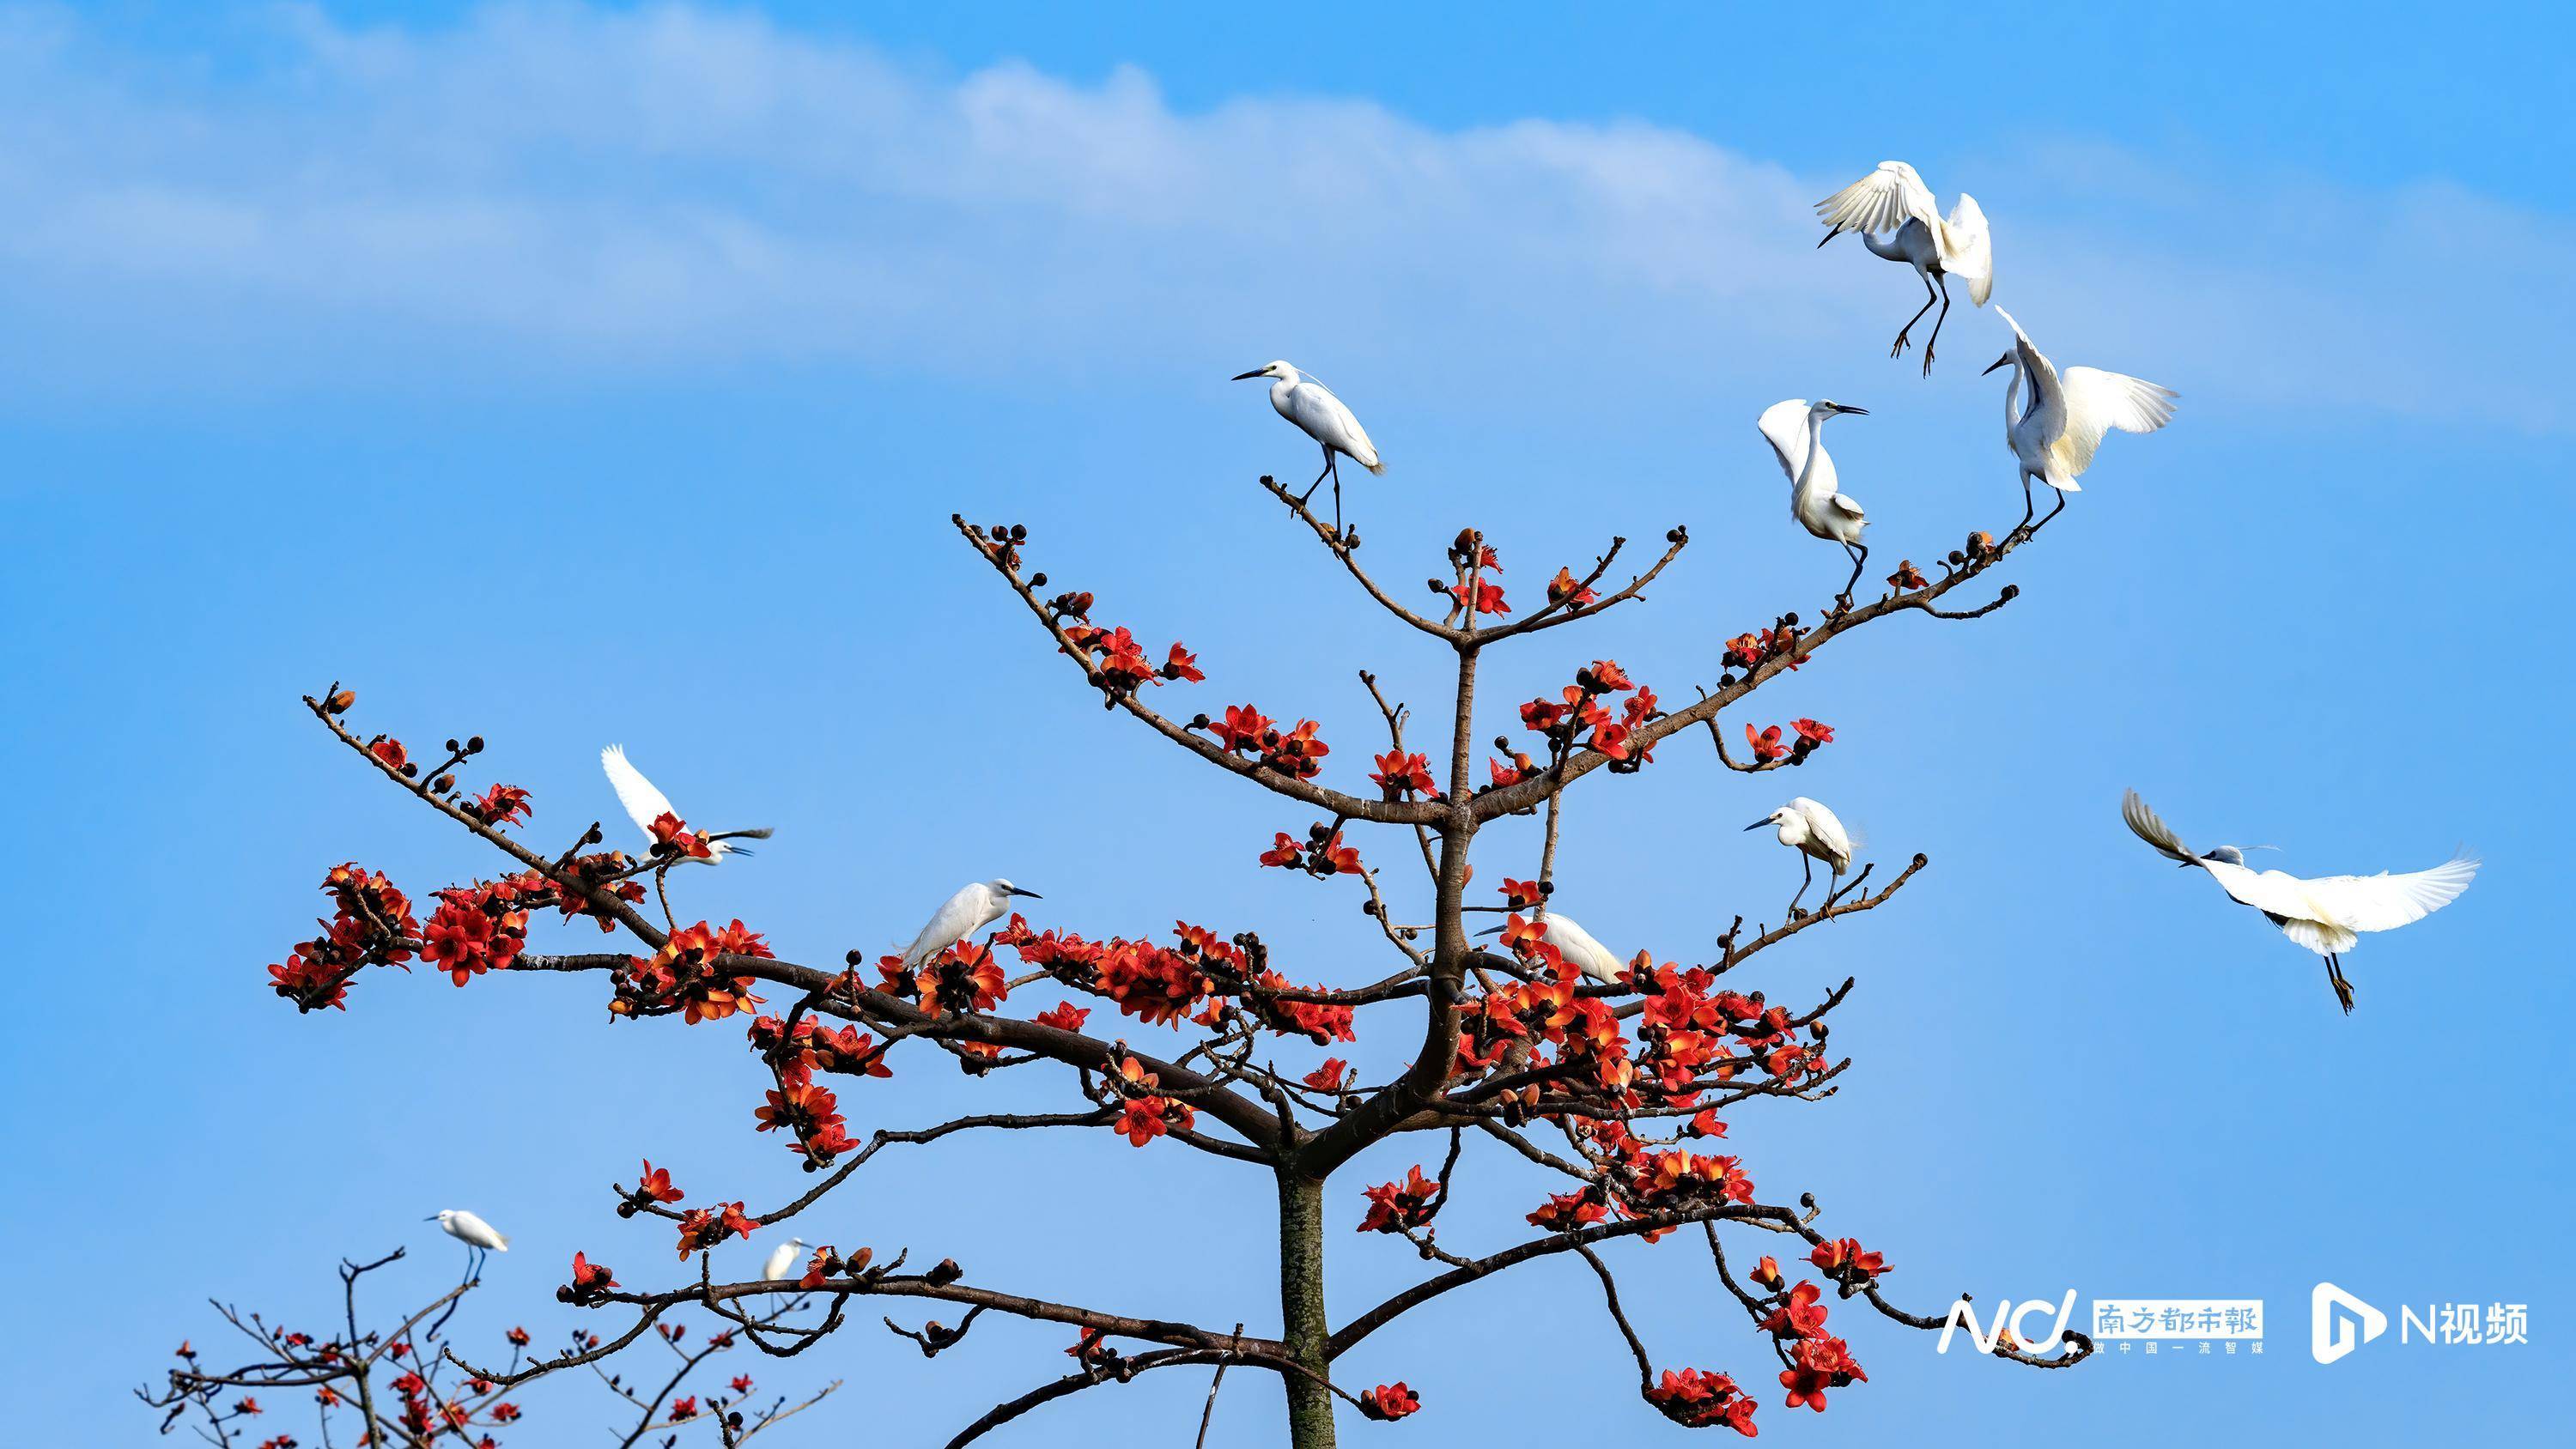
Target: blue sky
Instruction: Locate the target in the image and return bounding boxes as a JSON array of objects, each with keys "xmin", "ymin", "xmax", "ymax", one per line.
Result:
[{"xmin": 3, "ymin": 3, "xmax": 2568, "ymax": 1444}]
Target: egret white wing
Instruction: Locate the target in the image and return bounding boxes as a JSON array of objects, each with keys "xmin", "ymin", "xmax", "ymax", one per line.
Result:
[
  {"xmin": 1789, "ymin": 797, "xmax": 1853, "ymax": 869},
  {"xmin": 1287, "ymin": 381, "xmax": 1383, "ymax": 472},
  {"xmin": 2295, "ymin": 856, "xmax": 2479, "ymax": 933},
  {"xmin": 2053, "ymin": 367, "xmax": 2178, "ymax": 478},
  {"xmin": 1815, "ymin": 161, "xmax": 1938, "ymax": 236},
  {"xmin": 1757, "ymin": 400, "xmax": 1811, "ymax": 485},
  {"xmin": 2121, "ymin": 789, "xmax": 2198, "ymax": 865},
  {"xmin": 601, "ymin": 744, "xmax": 677, "ymax": 834},
  {"xmin": 1942, "ymin": 193, "xmax": 1994, "ymax": 306}
]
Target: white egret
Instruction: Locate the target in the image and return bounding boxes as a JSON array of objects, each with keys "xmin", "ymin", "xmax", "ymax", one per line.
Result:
[
  {"xmin": 1231, "ymin": 361, "xmax": 1383, "ymax": 535},
  {"xmin": 1758, "ymin": 398, "xmax": 1871, "ymax": 606},
  {"xmin": 1983, "ymin": 306, "xmax": 2177, "ymax": 531},
  {"xmin": 601, "ymin": 744, "xmax": 769, "ymax": 864},
  {"xmin": 2121, "ymin": 791, "xmax": 2476, "ymax": 1016},
  {"xmin": 1747, "ymin": 798, "xmax": 1856, "ymax": 913},
  {"xmin": 1474, "ymin": 906, "xmax": 1631, "ymax": 985},
  {"xmin": 1814, "ymin": 161, "xmax": 1994, "ymax": 375},
  {"xmin": 761, "ymin": 1235, "xmax": 807, "ymax": 1286},
  {"xmin": 428, "ymin": 1209, "xmax": 509, "ymax": 1279},
  {"xmin": 902, "ymin": 878, "xmax": 1042, "ymax": 967}
]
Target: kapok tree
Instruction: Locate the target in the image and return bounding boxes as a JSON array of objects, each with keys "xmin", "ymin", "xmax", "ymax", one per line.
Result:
[{"xmin": 235, "ymin": 476, "xmax": 2090, "ymax": 1449}]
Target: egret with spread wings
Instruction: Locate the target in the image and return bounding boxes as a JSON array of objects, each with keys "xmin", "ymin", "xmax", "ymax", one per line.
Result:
[
  {"xmin": 1814, "ymin": 161, "xmax": 1995, "ymax": 375},
  {"xmin": 1984, "ymin": 307, "xmax": 2177, "ymax": 532},
  {"xmin": 2121, "ymin": 790, "xmax": 2476, "ymax": 1015}
]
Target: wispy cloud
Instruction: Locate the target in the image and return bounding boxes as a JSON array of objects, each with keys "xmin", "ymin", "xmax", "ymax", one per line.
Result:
[{"xmin": 0, "ymin": 2, "xmax": 2559, "ymax": 427}]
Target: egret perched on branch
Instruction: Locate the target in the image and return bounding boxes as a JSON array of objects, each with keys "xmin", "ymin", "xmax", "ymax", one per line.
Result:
[
  {"xmin": 1232, "ymin": 361, "xmax": 1383, "ymax": 535},
  {"xmin": 761, "ymin": 1235, "xmax": 807, "ymax": 1287},
  {"xmin": 1759, "ymin": 399, "xmax": 1871, "ymax": 606},
  {"xmin": 1814, "ymin": 161, "xmax": 1994, "ymax": 375},
  {"xmin": 902, "ymin": 879, "xmax": 1043, "ymax": 967},
  {"xmin": 2121, "ymin": 791, "xmax": 2476, "ymax": 1016},
  {"xmin": 1747, "ymin": 798, "xmax": 1855, "ymax": 914},
  {"xmin": 428, "ymin": 1209, "xmax": 509, "ymax": 1279},
  {"xmin": 1475, "ymin": 907, "xmax": 1631, "ymax": 985},
  {"xmin": 601, "ymin": 745, "xmax": 770, "ymax": 864},
  {"xmin": 1984, "ymin": 307, "xmax": 2176, "ymax": 531}
]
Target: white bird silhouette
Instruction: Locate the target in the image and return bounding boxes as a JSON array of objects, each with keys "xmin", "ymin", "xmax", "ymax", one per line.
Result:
[
  {"xmin": 600, "ymin": 744, "xmax": 769, "ymax": 864},
  {"xmin": 1747, "ymin": 798, "xmax": 1856, "ymax": 913},
  {"xmin": 1983, "ymin": 307, "xmax": 2177, "ymax": 531},
  {"xmin": 1232, "ymin": 361, "xmax": 1383, "ymax": 535},
  {"xmin": 427, "ymin": 1209, "xmax": 509, "ymax": 1278},
  {"xmin": 1474, "ymin": 906, "xmax": 1631, "ymax": 985},
  {"xmin": 1759, "ymin": 398, "xmax": 1871, "ymax": 606},
  {"xmin": 902, "ymin": 879, "xmax": 1043, "ymax": 968},
  {"xmin": 2122, "ymin": 791, "xmax": 2476, "ymax": 1016},
  {"xmin": 761, "ymin": 1235, "xmax": 807, "ymax": 1286},
  {"xmin": 1815, "ymin": 161, "xmax": 1994, "ymax": 375}
]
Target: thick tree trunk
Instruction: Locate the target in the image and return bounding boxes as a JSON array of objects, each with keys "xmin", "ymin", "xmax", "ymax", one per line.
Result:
[{"xmin": 1277, "ymin": 1169, "xmax": 1337, "ymax": 1449}]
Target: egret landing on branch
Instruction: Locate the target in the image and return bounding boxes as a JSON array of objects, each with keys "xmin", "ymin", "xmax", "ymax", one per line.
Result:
[
  {"xmin": 1984, "ymin": 307, "xmax": 2176, "ymax": 535},
  {"xmin": 601, "ymin": 744, "xmax": 771, "ymax": 864},
  {"xmin": 2122, "ymin": 791, "xmax": 2476, "ymax": 1016},
  {"xmin": 902, "ymin": 878, "xmax": 1043, "ymax": 968},
  {"xmin": 1475, "ymin": 907, "xmax": 1631, "ymax": 985},
  {"xmin": 1232, "ymin": 361, "xmax": 1383, "ymax": 537},
  {"xmin": 1815, "ymin": 161, "xmax": 1994, "ymax": 375},
  {"xmin": 1759, "ymin": 399, "xmax": 1870, "ymax": 609},
  {"xmin": 1747, "ymin": 797, "xmax": 1855, "ymax": 915},
  {"xmin": 428, "ymin": 1209, "xmax": 509, "ymax": 1281}
]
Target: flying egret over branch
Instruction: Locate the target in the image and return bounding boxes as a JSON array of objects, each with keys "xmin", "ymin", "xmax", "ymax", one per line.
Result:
[
  {"xmin": 1815, "ymin": 161, "xmax": 1995, "ymax": 375},
  {"xmin": 1758, "ymin": 398, "xmax": 1870, "ymax": 609},
  {"xmin": 1232, "ymin": 361, "xmax": 1383, "ymax": 537},
  {"xmin": 2121, "ymin": 790, "xmax": 2476, "ymax": 1015},
  {"xmin": 1747, "ymin": 798, "xmax": 1856, "ymax": 915},
  {"xmin": 1983, "ymin": 307, "xmax": 2177, "ymax": 533},
  {"xmin": 902, "ymin": 879, "xmax": 1044, "ymax": 968},
  {"xmin": 601, "ymin": 744, "xmax": 771, "ymax": 864}
]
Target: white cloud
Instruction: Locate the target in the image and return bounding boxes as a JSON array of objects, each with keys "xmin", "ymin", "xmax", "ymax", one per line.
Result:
[{"xmin": 0, "ymin": 1, "xmax": 2559, "ymax": 427}]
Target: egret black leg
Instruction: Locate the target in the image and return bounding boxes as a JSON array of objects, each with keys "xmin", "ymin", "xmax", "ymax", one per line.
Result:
[
  {"xmin": 2327, "ymin": 954, "xmax": 2356, "ymax": 1016},
  {"xmin": 2015, "ymin": 475, "xmax": 2037, "ymax": 537},
  {"xmin": 2038, "ymin": 488, "xmax": 2069, "ymax": 529},
  {"xmin": 1892, "ymin": 270, "xmax": 1938, "ymax": 358},
  {"xmin": 1789, "ymin": 856, "xmax": 1814, "ymax": 916},
  {"xmin": 1920, "ymin": 273, "xmax": 1953, "ymax": 377},
  {"xmin": 1297, "ymin": 447, "xmax": 1333, "ymax": 506},
  {"xmin": 1838, "ymin": 542, "xmax": 1868, "ymax": 610},
  {"xmin": 1329, "ymin": 454, "xmax": 1345, "ymax": 537}
]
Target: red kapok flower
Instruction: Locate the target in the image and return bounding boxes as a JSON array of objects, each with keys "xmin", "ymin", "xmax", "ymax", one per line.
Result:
[{"xmin": 1358, "ymin": 1383, "xmax": 1420, "ymax": 1421}]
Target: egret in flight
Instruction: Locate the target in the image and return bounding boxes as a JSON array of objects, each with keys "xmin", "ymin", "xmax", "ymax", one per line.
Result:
[
  {"xmin": 1747, "ymin": 798, "xmax": 1855, "ymax": 913},
  {"xmin": 428, "ymin": 1209, "xmax": 509, "ymax": 1279},
  {"xmin": 1759, "ymin": 399, "xmax": 1870, "ymax": 607},
  {"xmin": 1814, "ymin": 161, "xmax": 1994, "ymax": 375},
  {"xmin": 601, "ymin": 745, "xmax": 770, "ymax": 864},
  {"xmin": 761, "ymin": 1235, "xmax": 807, "ymax": 1288},
  {"xmin": 902, "ymin": 879, "xmax": 1042, "ymax": 967},
  {"xmin": 1475, "ymin": 907, "xmax": 1630, "ymax": 985},
  {"xmin": 1984, "ymin": 307, "xmax": 2177, "ymax": 531},
  {"xmin": 1232, "ymin": 361, "xmax": 1383, "ymax": 535},
  {"xmin": 2121, "ymin": 791, "xmax": 2476, "ymax": 1015}
]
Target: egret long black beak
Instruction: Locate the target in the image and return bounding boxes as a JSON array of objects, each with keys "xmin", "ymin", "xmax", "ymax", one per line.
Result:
[
  {"xmin": 1816, "ymin": 228, "xmax": 1840, "ymax": 249},
  {"xmin": 1983, "ymin": 355, "xmax": 2012, "ymax": 376},
  {"xmin": 423, "ymin": 1216, "xmax": 439, "ymax": 1222},
  {"xmin": 1832, "ymin": 404, "xmax": 1868, "ymax": 415},
  {"xmin": 1473, "ymin": 925, "xmax": 1505, "ymax": 937},
  {"xmin": 1009, "ymin": 887, "xmax": 1044, "ymax": 899},
  {"xmin": 1231, "ymin": 369, "xmax": 1266, "ymax": 381},
  {"xmin": 1743, "ymin": 820, "xmax": 1770, "ymax": 832}
]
